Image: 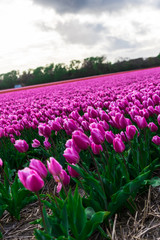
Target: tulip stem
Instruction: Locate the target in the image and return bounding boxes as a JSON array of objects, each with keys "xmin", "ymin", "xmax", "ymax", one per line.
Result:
[
  {"xmin": 58, "ymin": 175, "xmax": 68, "ymax": 197},
  {"xmin": 2, "ymin": 168, "xmax": 11, "ymax": 185},
  {"xmin": 103, "ymin": 142, "xmax": 110, "ymax": 167},
  {"xmin": 36, "ymin": 192, "xmax": 47, "ymax": 233},
  {"xmin": 120, "ymin": 153, "xmax": 130, "ymax": 182},
  {"xmin": 88, "ymin": 148, "xmax": 107, "ymax": 210}
]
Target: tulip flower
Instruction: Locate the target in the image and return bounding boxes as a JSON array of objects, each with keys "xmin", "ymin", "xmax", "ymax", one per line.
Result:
[
  {"xmin": 0, "ymin": 158, "xmax": 3, "ymax": 167},
  {"xmin": 18, "ymin": 167, "xmax": 44, "ymax": 192},
  {"xmin": 14, "ymin": 139, "xmax": 29, "ymax": 153},
  {"xmin": 135, "ymin": 116, "xmax": 148, "ymax": 129},
  {"xmin": 32, "ymin": 139, "xmax": 41, "ymax": 148},
  {"xmin": 29, "ymin": 159, "xmax": 48, "ymax": 179},
  {"xmin": 91, "ymin": 142, "xmax": 103, "ymax": 155},
  {"xmin": 72, "ymin": 130, "xmax": 90, "ymax": 150},
  {"xmin": 125, "ymin": 125, "xmax": 138, "ymax": 140},
  {"xmin": 67, "ymin": 164, "xmax": 79, "ymax": 178},
  {"xmin": 148, "ymin": 122, "xmax": 158, "ymax": 132},
  {"xmin": 105, "ymin": 131, "xmax": 115, "ymax": 144},
  {"xmin": 43, "ymin": 140, "xmax": 51, "ymax": 149},
  {"xmin": 91, "ymin": 128, "xmax": 105, "ymax": 145},
  {"xmin": 152, "ymin": 135, "xmax": 160, "ymax": 145},
  {"xmin": 38, "ymin": 124, "xmax": 51, "ymax": 138},
  {"xmin": 65, "ymin": 139, "xmax": 81, "ymax": 153},
  {"xmin": 53, "ymin": 170, "xmax": 70, "ymax": 193},
  {"xmin": 113, "ymin": 137, "xmax": 125, "ymax": 153},
  {"xmin": 47, "ymin": 157, "xmax": 62, "ymax": 176},
  {"xmin": 63, "ymin": 147, "xmax": 80, "ymax": 164}
]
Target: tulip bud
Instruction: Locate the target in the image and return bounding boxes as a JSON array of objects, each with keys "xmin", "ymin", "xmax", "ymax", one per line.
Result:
[
  {"xmin": 135, "ymin": 116, "xmax": 148, "ymax": 129},
  {"xmin": 47, "ymin": 157, "xmax": 62, "ymax": 176},
  {"xmin": 148, "ymin": 122, "xmax": 158, "ymax": 132},
  {"xmin": 32, "ymin": 139, "xmax": 41, "ymax": 148},
  {"xmin": 38, "ymin": 124, "xmax": 51, "ymax": 138},
  {"xmin": 67, "ymin": 164, "xmax": 79, "ymax": 178},
  {"xmin": 63, "ymin": 147, "xmax": 80, "ymax": 164},
  {"xmin": 152, "ymin": 135, "xmax": 160, "ymax": 145},
  {"xmin": 29, "ymin": 159, "xmax": 48, "ymax": 178},
  {"xmin": 113, "ymin": 137, "xmax": 125, "ymax": 153},
  {"xmin": 14, "ymin": 139, "xmax": 29, "ymax": 153},
  {"xmin": 91, "ymin": 142, "xmax": 103, "ymax": 155},
  {"xmin": 126, "ymin": 125, "xmax": 138, "ymax": 140},
  {"xmin": 91, "ymin": 128, "xmax": 105, "ymax": 145},
  {"xmin": 0, "ymin": 158, "xmax": 3, "ymax": 167},
  {"xmin": 105, "ymin": 131, "xmax": 115, "ymax": 144},
  {"xmin": 18, "ymin": 167, "xmax": 44, "ymax": 192},
  {"xmin": 43, "ymin": 140, "xmax": 51, "ymax": 149},
  {"xmin": 72, "ymin": 130, "xmax": 90, "ymax": 150}
]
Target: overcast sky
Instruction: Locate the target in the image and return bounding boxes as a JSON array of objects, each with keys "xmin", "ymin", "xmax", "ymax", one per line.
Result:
[{"xmin": 0, "ymin": 0, "xmax": 160, "ymax": 74}]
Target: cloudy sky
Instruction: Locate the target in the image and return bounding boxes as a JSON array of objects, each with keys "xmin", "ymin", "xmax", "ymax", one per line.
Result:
[{"xmin": 0, "ymin": 0, "xmax": 160, "ymax": 74}]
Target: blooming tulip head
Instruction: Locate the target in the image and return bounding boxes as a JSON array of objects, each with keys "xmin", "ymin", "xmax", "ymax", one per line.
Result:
[
  {"xmin": 148, "ymin": 122, "xmax": 158, "ymax": 132},
  {"xmin": 91, "ymin": 128, "xmax": 105, "ymax": 145},
  {"xmin": 29, "ymin": 159, "xmax": 48, "ymax": 179},
  {"xmin": 113, "ymin": 137, "xmax": 125, "ymax": 153},
  {"xmin": 14, "ymin": 139, "xmax": 29, "ymax": 153},
  {"xmin": 47, "ymin": 157, "xmax": 62, "ymax": 176},
  {"xmin": 126, "ymin": 125, "xmax": 138, "ymax": 140},
  {"xmin": 91, "ymin": 142, "xmax": 103, "ymax": 155},
  {"xmin": 43, "ymin": 140, "xmax": 51, "ymax": 149},
  {"xmin": 32, "ymin": 139, "xmax": 41, "ymax": 148},
  {"xmin": 67, "ymin": 164, "xmax": 79, "ymax": 178},
  {"xmin": 63, "ymin": 147, "xmax": 80, "ymax": 164},
  {"xmin": 152, "ymin": 135, "xmax": 160, "ymax": 145},
  {"xmin": 38, "ymin": 124, "xmax": 51, "ymax": 138},
  {"xmin": 135, "ymin": 116, "xmax": 148, "ymax": 129},
  {"xmin": 18, "ymin": 167, "xmax": 44, "ymax": 192},
  {"xmin": 0, "ymin": 158, "xmax": 3, "ymax": 167},
  {"xmin": 105, "ymin": 131, "xmax": 115, "ymax": 144},
  {"xmin": 72, "ymin": 130, "xmax": 90, "ymax": 150}
]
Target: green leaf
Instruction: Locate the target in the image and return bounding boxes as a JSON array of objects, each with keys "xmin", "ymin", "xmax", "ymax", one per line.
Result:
[
  {"xmin": 79, "ymin": 211, "xmax": 109, "ymax": 239},
  {"xmin": 34, "ymin": 229, "xmax": 52, "ymax": 240},
  {"xmin": 60, "ymin": 202, "xmax": 69, "ymax": 236},
  {"xmin": 148, "ymin": 177, "xmax": 160, "ymax": 187}
]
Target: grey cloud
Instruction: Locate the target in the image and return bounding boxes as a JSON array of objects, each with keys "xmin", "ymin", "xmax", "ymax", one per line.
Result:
[
  {"xmin": 32, "ymin": 0, "xmax": 145, "ymax": 14},
  {"xmin": 56, "ymin": 20, "xmax": 106, "ymax": 46},
  {"xmin": 107, "ymin": 37, "xmax": 135, "ymax": 50},
  {"xmin": 132, "ymin": 21, "xmax": 149, "ymax": 35}
]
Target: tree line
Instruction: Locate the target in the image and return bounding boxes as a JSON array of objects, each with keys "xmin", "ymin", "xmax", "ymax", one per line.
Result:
[{"xmin": 0, "ymin": 54, "xmax": 160, "ymax": 90}]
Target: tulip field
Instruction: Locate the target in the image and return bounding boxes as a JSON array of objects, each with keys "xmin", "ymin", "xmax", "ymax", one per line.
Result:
[{"xmin": 1, "ymin": 67, "xmax": 160, "ymax": 239}]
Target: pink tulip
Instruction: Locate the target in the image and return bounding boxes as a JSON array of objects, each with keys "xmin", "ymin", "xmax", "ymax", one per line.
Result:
[
  {"xmin": 148, "ymin": 122, "xmax": 158, "ymax": 132},
  {"xmin": 91, "ymin": 128, "xmax": 105, "ymax": 145},
  {"xmin": 38, "ymin": 124, "xmax": 51, "ymax": 138},
  {"xmin": 91, "ymin": 142, "xmax": 103, "ymax": 155},
  {"xmin": 113, "ymin": 137, "xmax": 125, "ymax": 153},
  {"xmin": 47, "ymin": 157, "xmax": 62, "ymax": 176},
  {"xmin": 87, "ymin": 106, "xmax": 98, "ymax": 118},
  {"xmin": 29, "ymin": 159, "xmax": 48, "ymax": 178},
  {"xmin": 67, "ymin": 164, "xmax": 79, "ymax": 178},
  {"xmin": 14, "ymin": 139, "xmax": 29, "ymax": 153},
  {"xmin": 18, "ymin": 167, "xmax": 44, "ymax": 192},
  {"xmin": 63, "ymin": 147, "xmax": 80, "ymax": 164},
  {"xmin": 126, "ymin": 125, "xmax": 138, "ymax": 140},
  {"xmin": 32, "ymin": 139, "xmax": 41, "ymax": 148},
  {"xmin": 65, "ymin": 139, "xmax": 81, "ymax": 153},
  {"xmin": 152, "ymin": 135, "xmax": 160, "ymax": 145},
  {"xmin": 43, "ymin": 140, "xmax": 51, "ymax": 149},
  {"xmin": 72, "ymin": 130, "xmax": 90, "ymax": 150},
  {"xmin": 135, "ymin": 116, "xmax": 148, "ymax": 129},
  {"xmin": 0, "ymin": 158, "xmax": 3, "ymax": 167},
  {"xmin": 105, "ymin": 131, "xmax": 115, "ymax": 144}
]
